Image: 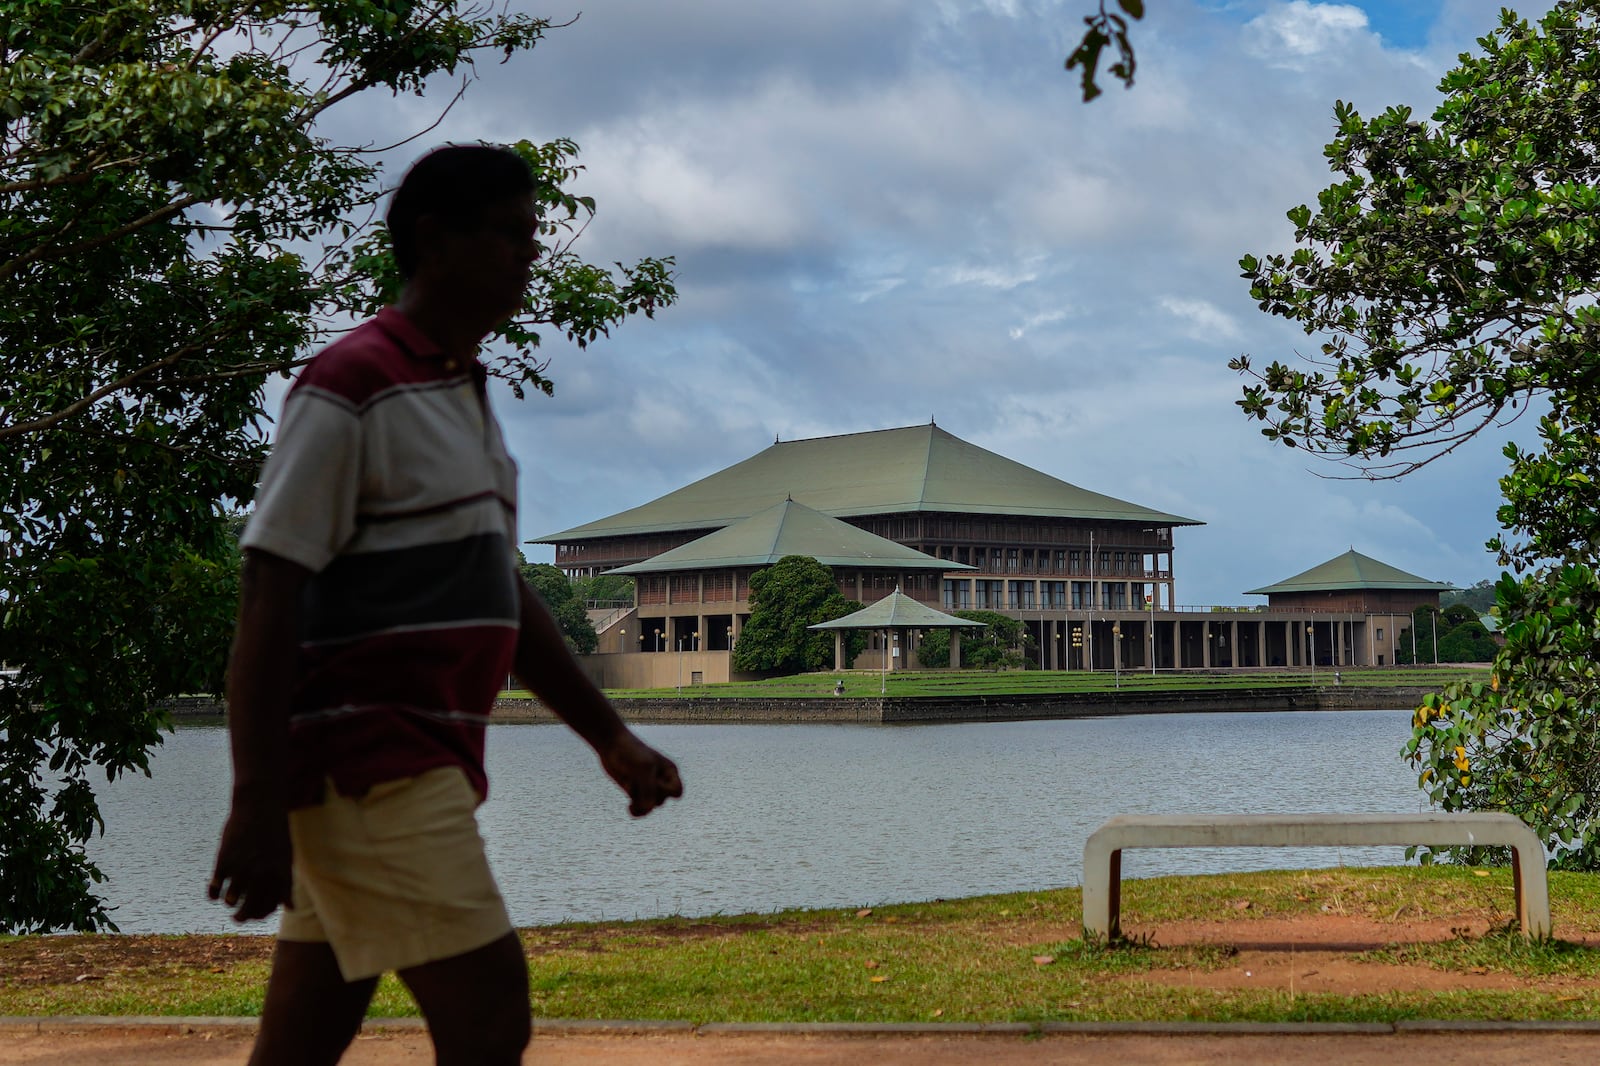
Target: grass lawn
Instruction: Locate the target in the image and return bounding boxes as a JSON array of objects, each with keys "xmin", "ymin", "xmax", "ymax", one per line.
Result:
[{"xmin": 5, "ymin": 865, "xmax": 1598, "ymax": 1023}]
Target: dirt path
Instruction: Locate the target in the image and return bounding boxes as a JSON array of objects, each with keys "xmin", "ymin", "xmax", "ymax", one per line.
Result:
[{"xmin": 6, "ymin": 1026, "xmax": 1600, "ymax": 1065}]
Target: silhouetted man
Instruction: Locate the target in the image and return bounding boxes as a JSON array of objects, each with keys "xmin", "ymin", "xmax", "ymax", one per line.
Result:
[{"xmin": 210, "ymin": 144, "xmax": 682, "ymax": 1066}]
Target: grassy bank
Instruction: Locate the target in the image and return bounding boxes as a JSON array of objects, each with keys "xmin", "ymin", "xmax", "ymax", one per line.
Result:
[
  {"xmin": 497, "ymin": 665, "xmax": 1484, "ymax": 701},
  {"xmin": 5, "ymin": 865, "xmax": 1599, "ymax": 1023}
]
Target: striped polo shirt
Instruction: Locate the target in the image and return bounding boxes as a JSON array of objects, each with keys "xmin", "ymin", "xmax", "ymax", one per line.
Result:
[{"xmin": 241, "ymin": 307, "xmax": 520, "ymax": 808}]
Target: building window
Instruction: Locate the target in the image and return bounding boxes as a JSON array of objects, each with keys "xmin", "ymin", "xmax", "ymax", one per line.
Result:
[{"xmin": 1376, "ymin": 627, "xmax": 1384, "ymax": 640}]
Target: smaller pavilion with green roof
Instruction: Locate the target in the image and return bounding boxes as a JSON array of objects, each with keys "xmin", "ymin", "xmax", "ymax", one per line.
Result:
[
  {"xmin": 809, "ymin": 587, "xmax": 986, "ymax": 673},
  {"xmin": 1245, "ymin": 549, "xmax": 1454, "ymax": 668}
]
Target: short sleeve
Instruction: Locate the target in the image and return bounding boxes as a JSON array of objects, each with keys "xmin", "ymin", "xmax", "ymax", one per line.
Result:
[{"xmin": 240, "ymin": 387, "xmax": 362, "ymax": 573}]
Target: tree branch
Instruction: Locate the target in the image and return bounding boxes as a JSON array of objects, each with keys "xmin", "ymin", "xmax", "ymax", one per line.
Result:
[
  {"xmin": 0, "ymin": 194, "xmax": 201, "ymax": 285},
  {"xmin": 0, "ymin": 344, "xmax": 203, "ymax": 441}
]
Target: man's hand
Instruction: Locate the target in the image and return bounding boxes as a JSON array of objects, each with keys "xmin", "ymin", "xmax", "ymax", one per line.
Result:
[
  {"xmin": 212, "ymin": 549, "xmax": 306, "ymax": 921},
  {"xmin": 597, "ymin": 731, "xmax": 683, "ymax": 817},
  {"xmin": 209, "ymin": 795, "xmax": 293, "ymax": 922}
]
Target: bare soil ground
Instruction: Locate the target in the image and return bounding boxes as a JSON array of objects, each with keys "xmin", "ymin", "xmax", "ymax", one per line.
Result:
[
  {"xmin": 1113, "ymin": 912, "xmax": 1579, "ymax": 995},
  {"xmin": 8, "ymin": 912, "xmax": 1581, "ymax": 994}
]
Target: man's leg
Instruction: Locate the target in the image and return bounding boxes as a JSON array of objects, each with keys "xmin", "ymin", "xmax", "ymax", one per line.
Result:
[
  {"xmin": 250, "ymin": 940, "xmax": 378, "ymax": 1066},
  {"xmin": 398, "ymin": 931, "xmax": 531, "ymax": 1066}
]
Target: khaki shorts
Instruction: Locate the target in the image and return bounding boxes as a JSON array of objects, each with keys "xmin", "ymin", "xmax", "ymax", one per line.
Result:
[{"xmin": 280, "ymin": 766, "xmax": 512, "ymax": 982}]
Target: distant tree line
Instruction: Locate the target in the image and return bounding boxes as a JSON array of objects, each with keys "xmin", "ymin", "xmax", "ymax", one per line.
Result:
[
  {"xmin": 518, "ymin": 560, "xmax": 635, "ymax": 656},
  {"xmin": 1396, "ymin": 603, "xmax": 1499, "ymax": 665},
  {"xmin": 1440, "ymin": 579, "xmax": 1497, "ymax": 614}
]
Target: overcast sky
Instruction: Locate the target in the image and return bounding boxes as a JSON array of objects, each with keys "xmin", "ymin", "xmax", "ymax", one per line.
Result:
[{"xmin": 317, "ymin": 0, "xmax": 1555, "ymax": 605}]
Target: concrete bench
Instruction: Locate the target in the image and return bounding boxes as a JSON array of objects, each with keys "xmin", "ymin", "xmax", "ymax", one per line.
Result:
[{"xmin": 1082, "ymin": 812, "xmax": 1550, "ymax": 941}]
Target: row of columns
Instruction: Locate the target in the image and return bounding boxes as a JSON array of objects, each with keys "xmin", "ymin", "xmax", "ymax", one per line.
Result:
[
  {"xmin": 943, "ymin": 575, "xmax": 1177, "ymax": 613},
  {"xmin": 627, "ymin": 613, "xmax": 743, "ymax": 653},
  {"xmin": 826, "ymin": 628, "xmax": 967, "ymax": 672},
  {"xmin": 1027, "ymin": 614, "xmax": 1372, "ymax": 671}
]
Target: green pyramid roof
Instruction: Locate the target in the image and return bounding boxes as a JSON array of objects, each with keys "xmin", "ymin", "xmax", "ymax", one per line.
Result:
[
  {"xmin": 1245, "ymin": 550, "xmax": 1454, "ymax": 596},
  {"xmin": 809, "ymin": 588, "xmax": 986, "ymax": 630},
  {"xmin": 603, "ymin": 499, "xmax": 971, "ymax": 576},
  {"xmin": 539, "ymin": 423, "xmax": 1200, "ymax": 542}
]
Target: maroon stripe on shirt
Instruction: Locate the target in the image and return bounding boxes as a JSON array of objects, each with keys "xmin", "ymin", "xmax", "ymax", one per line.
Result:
[
  {"xmin": 290, "ymin": 309, "xmax": 468, "ymax": 408},
  {"xmin": 287, "ymin": 707, "xmax": 490, "ymax": 808},
  {"xmin": 288, "ymin": 623, "xmax": 516, "ymax": 806}
]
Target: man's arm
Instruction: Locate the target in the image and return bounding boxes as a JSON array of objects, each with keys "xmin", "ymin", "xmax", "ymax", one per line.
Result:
[
  {"xmin": 513, "ymin": 578, "xmax": 682, "ymax": 816},
  {"xmin": 209, "ymin": 549, "xmax": 310, "ymax": 920}
]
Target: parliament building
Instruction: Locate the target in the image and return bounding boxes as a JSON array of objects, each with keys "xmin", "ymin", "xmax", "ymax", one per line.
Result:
[{"xmin": 536, "ymin": 423, "xmax": 1450, "ymax": 687}]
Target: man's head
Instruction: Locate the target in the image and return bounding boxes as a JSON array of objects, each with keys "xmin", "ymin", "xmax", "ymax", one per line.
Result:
[{"xmin": 387, "ymin": 144, "xmax": 539, "ymax": 280}]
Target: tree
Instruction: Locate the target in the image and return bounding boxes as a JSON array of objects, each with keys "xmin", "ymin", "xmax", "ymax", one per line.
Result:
[
  {"xmin": 573, "ymin": 572, "xmax": 635, "ymax": 606},
  {"xmin": 1442, "ymin": 579, "xmax": 1499, "ymax": 614},
  {"xmin": 1232, "ymin": 3, "xmax": 1600, "ymax": 478},
  {"xmin": 731, "ymin": 556, "xmax": 863, "ymax": 674},
  {"xmin": 1, "ymin": 2, "xmax": 675, "ymax": 932},
  {"xmin": 519, "ymin": 561, "xmax": 597, "ymax": 655},
  {"xmin": 915, "ymin": 611, "xmax": 1029, "ymax": 670},
  {"xmin": 1229, "ymin": 2, "xmax": 1600, "ymax": 866},
  {"xmin": 1396, "ymin": 604, "xmax": 1499, "ymax": 665}
]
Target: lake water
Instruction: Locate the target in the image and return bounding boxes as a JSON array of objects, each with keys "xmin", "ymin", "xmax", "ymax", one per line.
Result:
[{"xmin": 86, "ymin": 710, "xmax": 1430, "ymax": 934}]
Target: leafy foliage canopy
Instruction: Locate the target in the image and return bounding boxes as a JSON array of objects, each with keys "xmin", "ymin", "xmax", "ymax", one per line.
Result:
[
  {"xmin": 0, "ymin": 0, "xmax": 673, "ymax": 931},
  {"xmin": 731, "ymin": 557, "xmax": 862, "ymax": 675},
  {"xmin": 1230, "ymin": 2, "xmax": 1600, "ymax": 867}
]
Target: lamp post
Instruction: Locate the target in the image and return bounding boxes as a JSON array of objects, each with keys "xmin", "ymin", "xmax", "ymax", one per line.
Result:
[
  {"xmin": 1039, "ymin": 600, "xmax": 1046, "ymax": 671},
  {"xmin": 726, "ymin": 625, "xmax": 734, "ymax": 652},
  {"xmin": 1147, "ymin": 590, "xmax": 1156, "ymax": 676},
  {"xmin": 654, "ymin": 627, "xmax": 663, "ymax": 653},
  {"xmin": 1112, "ymin": 623, "xmax": 1122, "ymax": 691},
  {"xmin": 880, "ymin": 627, "xmax": 888, "ymax": 695},
  {"xmin": 1307, "ymin": 624, "xmax": 1315, "ymax": 683},
  {"xmin": 618, "ymin": 628, "xmax": 625, "ymax": 655},
  {"xmin": 692, "ymin": 630, "xmax": 700, "ymax": 652}
]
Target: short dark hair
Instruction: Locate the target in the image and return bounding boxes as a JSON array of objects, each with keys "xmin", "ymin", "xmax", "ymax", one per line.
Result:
[{"xmin": 386, "ymin": 144, "xmax": 537, "ymax": 278}]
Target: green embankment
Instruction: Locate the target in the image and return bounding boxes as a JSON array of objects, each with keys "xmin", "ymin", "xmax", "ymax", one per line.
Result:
[{"xmin": 496, "ymin": 666, "xmax": 1484, "ymax": 701}]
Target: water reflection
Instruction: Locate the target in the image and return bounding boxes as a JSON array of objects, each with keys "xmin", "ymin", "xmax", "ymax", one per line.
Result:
[{"xmin": 88, "ymin": 710, "xmax": 1426, "ymax": 933}]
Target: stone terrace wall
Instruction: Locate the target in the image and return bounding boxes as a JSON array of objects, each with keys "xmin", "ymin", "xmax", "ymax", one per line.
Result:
[
  {"xmin": 488, "ymin": 685, "xmax": 1436, "ymax": 724},
  {"xmin": 168, "ymin": 686, "xmax": 1436, "ymax": 722}
]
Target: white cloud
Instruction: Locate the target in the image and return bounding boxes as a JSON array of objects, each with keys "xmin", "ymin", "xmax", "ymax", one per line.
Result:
[
  {"xmin": 1245, "ymin": 2, "xmax": 1372, "ymax": 60},
  {"xmin": 1008, "ymin": 309, "xmax": 1069, "ymax": 340},
  {"xmin": 1161, "ymin": 296, "xmax": 1244, "ymax": 341},
  {"xmin": 934, "ymin": 259, "xmax": 1044, "ymax": 290}
]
